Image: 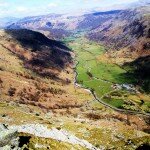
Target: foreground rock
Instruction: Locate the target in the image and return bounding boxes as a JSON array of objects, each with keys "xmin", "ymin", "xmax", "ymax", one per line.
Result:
[
  {"xmin": 10, "ymin": 124, "xmax": 100, "ymax": 150},
  {"xmin": 0, "ymin": 124, "xmax": 19, "ymax": 150}
]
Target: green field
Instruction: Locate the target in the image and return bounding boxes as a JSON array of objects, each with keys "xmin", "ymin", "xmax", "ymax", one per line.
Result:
[{"xmin": 64, "ymin": 36, "xmax": 150, "ymax": 113}]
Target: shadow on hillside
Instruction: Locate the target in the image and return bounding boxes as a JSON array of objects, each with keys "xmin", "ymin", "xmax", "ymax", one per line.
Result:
[
  {"xmin": 136, "ymin": 144, "xmax": 150, "ymax": 150},
  {"xmin": 5, "ymin": 29, "xmax": 70, "ymax": 52},
  {"xmin": 4, "ymin": 29, "xmax": 72, "ymax": 82},
  {"xmin": 113, "ymin": 56, "xmax": 150, "ymax": 93}
]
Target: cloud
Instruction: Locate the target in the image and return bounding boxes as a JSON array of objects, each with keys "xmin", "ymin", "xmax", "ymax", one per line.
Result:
[
  {"xmin": 16, "ymin": 6, "xmax": 28, "ymax": 12},
  {"xmin": 0, "ymin": 2, "xmax": 8, "ymax": 7},
  {"xmin": 0, "ymin": 0, "xmax": 140, "ymax": 18},
  {"xmin": 48, "ymin": 2, "xmax": 58, "ymax": 8}
]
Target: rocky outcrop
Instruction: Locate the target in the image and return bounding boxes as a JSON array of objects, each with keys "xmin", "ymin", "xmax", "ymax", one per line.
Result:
[
  {"xmin": 1, "ymin": 123, "xmax": 101, "ymax": 150},
  {"xmin": 0, "ymin": 124, "xmax": 19, "ymax": 150},
  {"xmin": 10, "ymin": 124, "xmax": 100, "ymax": 150}
]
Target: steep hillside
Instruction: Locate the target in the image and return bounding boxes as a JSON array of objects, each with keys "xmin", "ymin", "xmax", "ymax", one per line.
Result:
[
  {"xmin": 0, "ymin": 29, "xmax": 72, "ymax": 78},
  {"xmin": 87, "ymin": 6, "xmax": 150, "ymax": 93},
  {"xmin": 0, "ymin": 29, "xmax": 91, "ymax": 109},
  {"xmin": 77, "ymin": 10, "xmax": 121, "ymax": 31},
  {"xmin": 87, "ymin": 6, "xmax": 150, "ymax": 61},
  {"xmin": 123, "ymin": 56, "xmax": 150, "ymax": 93}
]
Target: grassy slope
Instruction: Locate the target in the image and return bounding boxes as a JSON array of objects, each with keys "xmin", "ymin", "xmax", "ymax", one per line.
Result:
[{"xmin": 65, "ymin": 36, "xmax": 150, "ymax": 113}]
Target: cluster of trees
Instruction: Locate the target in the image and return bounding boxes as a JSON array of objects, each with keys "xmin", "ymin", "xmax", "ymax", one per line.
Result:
[{"xmin": 86, "ymin": 71, "xmax": 93, "ymax": 78}]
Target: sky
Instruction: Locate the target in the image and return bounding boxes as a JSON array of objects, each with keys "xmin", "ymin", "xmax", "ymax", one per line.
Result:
[{"xmin": 0, "ymin": 0, "xmax": 139, "ymax": 18}]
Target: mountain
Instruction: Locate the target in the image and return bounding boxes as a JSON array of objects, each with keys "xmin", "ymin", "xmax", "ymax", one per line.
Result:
[
  {"xmin": 7, "ymin": 10, "xmax": 122, "ymax": 39},
  {"xmin": 6, "ymin": 2, "xmax": 150, "ymax": 41},
  {"xmin": 87, "ymin": 6, "xmax": 150, "ymax": 61},
  {"xmin": 131, "ymin": 0, "xmax": 150, "ymax": 6},
  {"xmin": 7, "ymin": 14, "xmax": 76, "ymax": 39},
  {"xmin": 0, "ymin": 17, "xmax": 19, "ymax": 29},
  {"xmin": 76, "ymin": 10, "xmax": 121, "ymax": 31},
  {"xmin": 4, "ymin": 1, "xmax": 150, "ymax": 34},
  {"xmin": 7, "ymin": 10, "xmax": 121, "ymax": 31}
]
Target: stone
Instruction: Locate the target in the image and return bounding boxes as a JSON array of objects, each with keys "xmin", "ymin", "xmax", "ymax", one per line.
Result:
[
  {"xmin": 10, "ymin": 124, "xmax": 100, "ymax": 150},
  {"xmin": 0, "ymin": 124, "xmax": 19, "ymax": 149}
]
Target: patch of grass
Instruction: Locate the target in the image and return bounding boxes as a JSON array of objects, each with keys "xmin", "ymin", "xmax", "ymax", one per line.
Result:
[
  {"xmin": 0, "ymin": 102, "xmax": 52, "ymax": 126},
  {"xmin": 83, "ymin": 79, "xmax": 112, "ymax": 97},
  {"xmin": 62, "ymin": 120, "xmax": 149, "ymax": 149},
  {"xmin": 103, "ymin": 97, "xmax": 124, "ymax": 108},
  {"xmin": 102, "ymin": 90, "xmax": 150, "ymax": 113}
]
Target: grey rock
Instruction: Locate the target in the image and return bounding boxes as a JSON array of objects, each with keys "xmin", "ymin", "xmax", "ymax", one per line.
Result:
[{"xmin": 0, "ymin": 124, "xmax": 19, "ymax": 150}]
